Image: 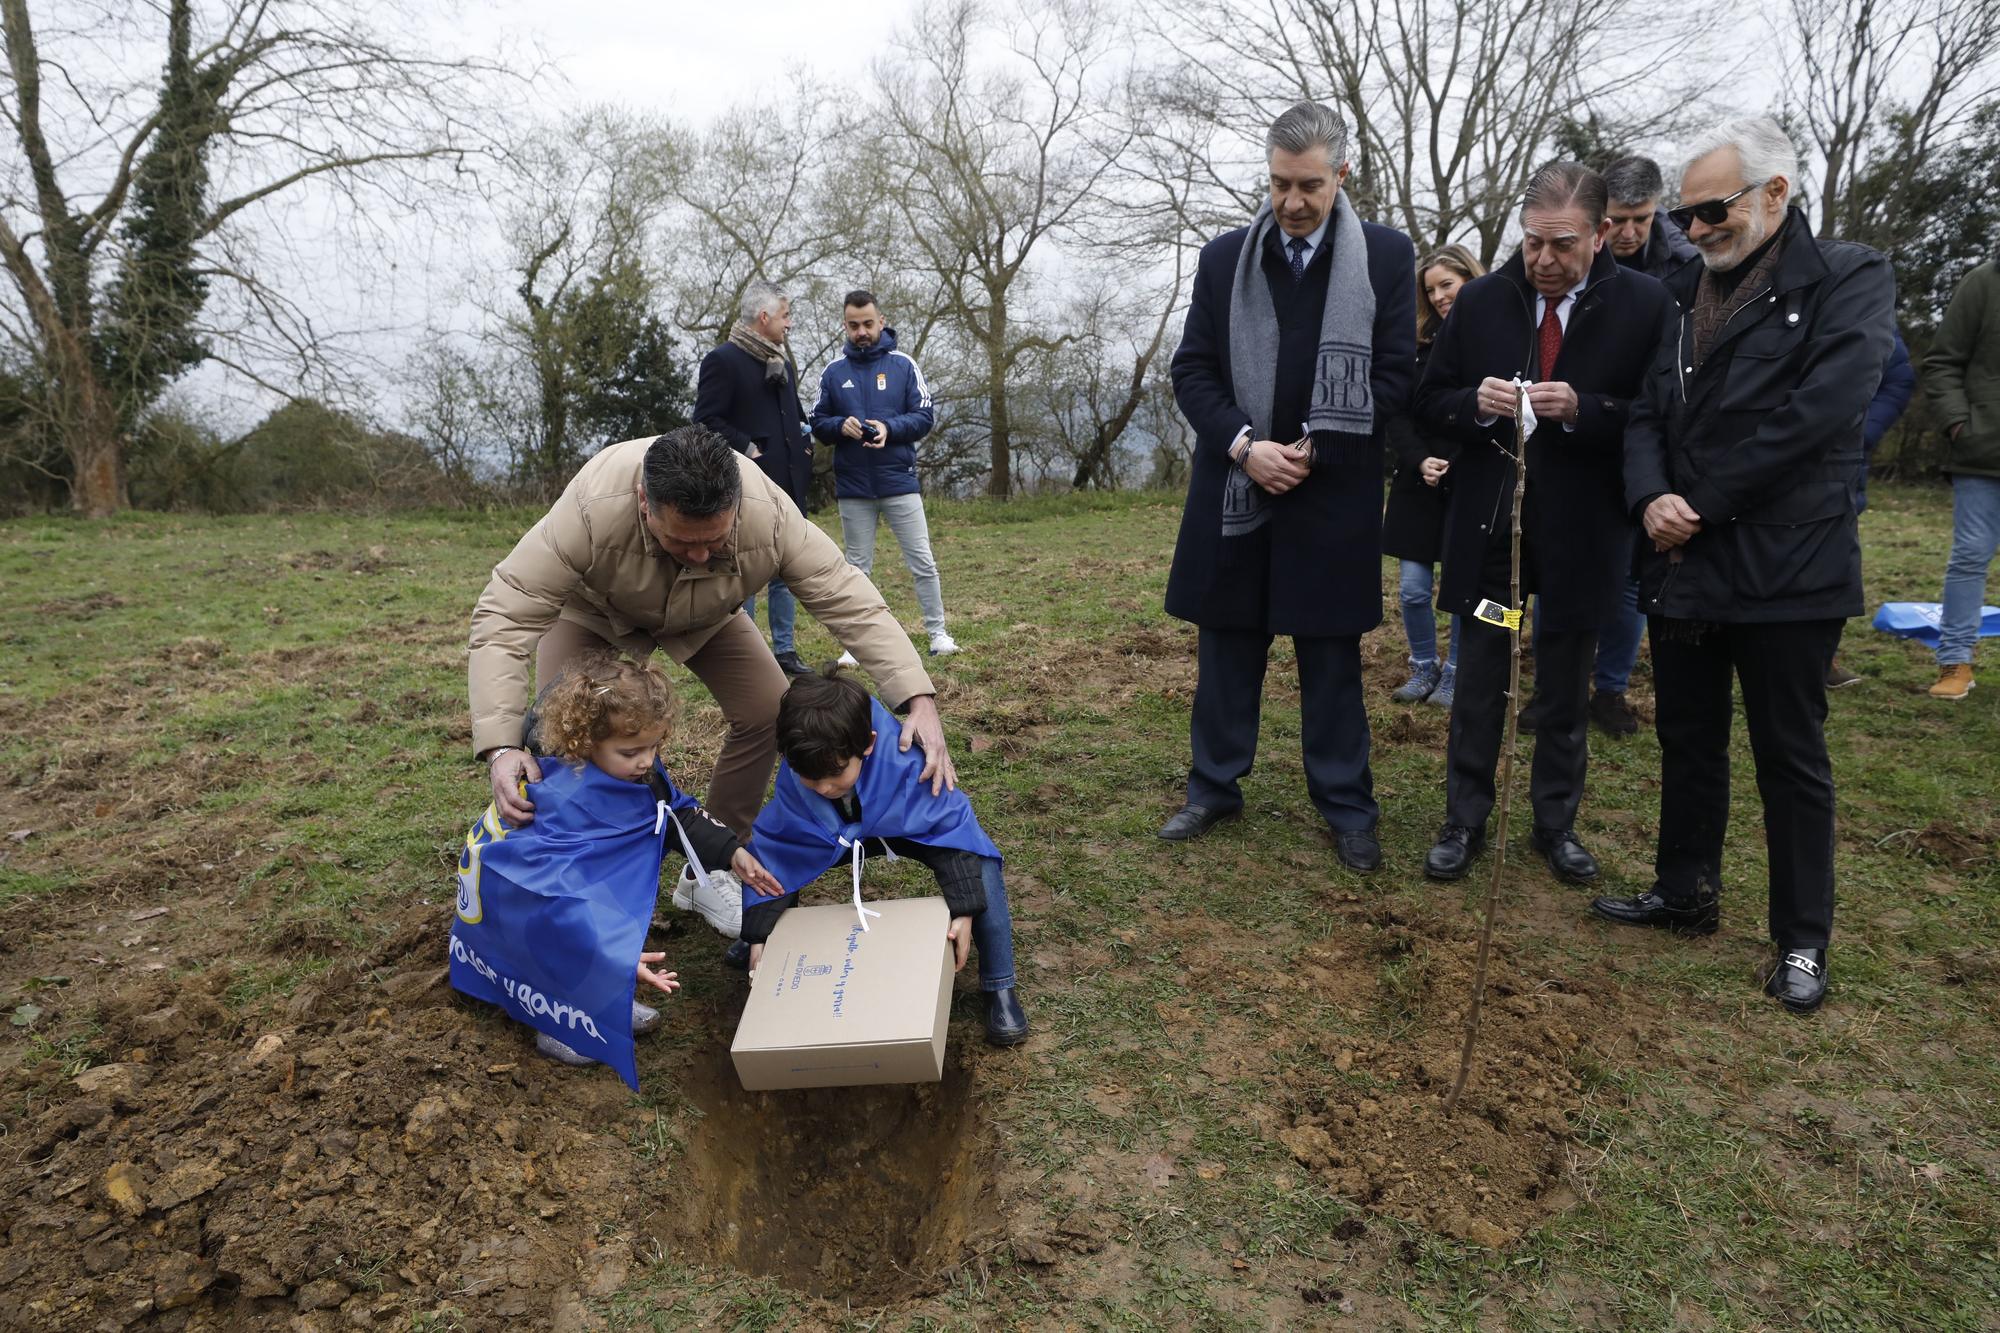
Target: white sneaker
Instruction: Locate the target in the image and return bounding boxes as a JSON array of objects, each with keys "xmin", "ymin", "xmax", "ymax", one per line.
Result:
[
  {"xmin": 672, "ymin": 865, "xmax": 743, "ymax": 938},
  {"xmin": 536, "ymin": 1032, "xmax": 594, "ymax": 1067},
  {"xmin": 631, "ymin": 1000, "xmax": 661, "ymax": 1035},
  {"xmin": 836, "ymin": 650, "xmax": 859, "ymax": 668},
  {"xmin": 929, "ymin": 631, "xmax": 960, "ymax": 656}
]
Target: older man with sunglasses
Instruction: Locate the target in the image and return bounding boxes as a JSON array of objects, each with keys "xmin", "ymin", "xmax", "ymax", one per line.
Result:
[{"xmin": 1591, "ymin": 117, "xmax": 1895, "ymax": 1014}]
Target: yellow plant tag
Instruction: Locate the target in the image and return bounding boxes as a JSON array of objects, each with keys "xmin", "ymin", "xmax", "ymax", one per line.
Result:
[{"xmin": 1472, "ymin": 598, "xmax": 1523, "ymax": 631}]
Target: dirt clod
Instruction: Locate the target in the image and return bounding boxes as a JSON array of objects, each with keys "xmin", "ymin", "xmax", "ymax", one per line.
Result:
[
  {"xmin": 72, "ymin": 1063, "xmax": 150, "ymax": 1104},
  {"xmin": 100, "ymin": 1161, "xmax": 148, "ymax": 1218}
]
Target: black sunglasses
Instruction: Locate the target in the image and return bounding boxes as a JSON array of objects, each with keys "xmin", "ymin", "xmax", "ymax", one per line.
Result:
[{"xmin": 1668, "ymin": 179, "xmax": 1767, "ymax": 231}]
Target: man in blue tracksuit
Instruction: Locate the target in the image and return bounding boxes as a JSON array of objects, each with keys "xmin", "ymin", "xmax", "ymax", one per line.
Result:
[{"xmin": 810, "ymin": 290, "xmax": 959, "ymax": 658}]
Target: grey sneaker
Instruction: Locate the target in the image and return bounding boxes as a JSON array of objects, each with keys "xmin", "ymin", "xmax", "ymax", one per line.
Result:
[
  {"xmin": 631, "ymin": 1001, "xmax": 661, "ymax": 1035},
  {"xmin": 535, "ymin": 1032, "xmax": 595, "ymax": 1067},
  {"xmin": 1426, "ymin": 663, "xmax": 1456, "ymax": 710},
  {"xmin": 1391, "ymin": 658, "xmax": 1442, "ymax": 703}
]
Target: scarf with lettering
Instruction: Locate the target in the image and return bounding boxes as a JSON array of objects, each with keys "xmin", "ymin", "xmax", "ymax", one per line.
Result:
[{"xmin": 1222, "ymin": 192, "xmax": 1376, "ymax": 537}]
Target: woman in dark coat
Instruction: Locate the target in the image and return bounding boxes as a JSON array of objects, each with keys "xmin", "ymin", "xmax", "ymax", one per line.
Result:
[{"xmin": 1383, "ymin": 245, "xmax": 1484, "ymax": 706}]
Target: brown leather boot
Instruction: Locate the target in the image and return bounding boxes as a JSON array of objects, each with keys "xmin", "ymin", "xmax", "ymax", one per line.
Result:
[{"xmin": 1928, "ymin": 664, "xmax": 1975, "ymax": 701}]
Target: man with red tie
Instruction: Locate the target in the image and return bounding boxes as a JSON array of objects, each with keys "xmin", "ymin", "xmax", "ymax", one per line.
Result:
[{"xmin": 1412, "ymin": 161, "xmax": 1675, "ymax": 886}]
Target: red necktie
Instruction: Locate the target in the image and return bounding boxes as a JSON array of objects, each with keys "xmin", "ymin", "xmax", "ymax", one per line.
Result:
[{"xmin": 1538, "ymin": 295, "xmax": 1565, "ymax": 379}]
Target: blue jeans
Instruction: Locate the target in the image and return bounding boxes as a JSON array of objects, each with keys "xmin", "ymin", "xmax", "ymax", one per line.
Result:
[
  {"xmin": 1594, "ymin": 576, "xmax": 1646, "ymax": 693},
  {"xmin": 1939, "ymin": 475, "xmax": 2000, "ymax": 665},
  {"xmin": 742, "ymin": 577, "xmax": 797, "ymax": 654},
  {"xmin": 973, "ymin": 858, "xmax": 1018, "ymax": 992},
  {"xmin": 1397, "ymin": 560, "xmax": 1460, "ymax": 667}
]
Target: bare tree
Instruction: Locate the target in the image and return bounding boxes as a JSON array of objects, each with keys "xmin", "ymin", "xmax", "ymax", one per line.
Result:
[
  {"xmin": 654, "ymin": 87, "xmax": 865, "ymax": 368},
  {"xmin": 874, "ymin": 0, "xmax": 1131, "ymax": 497},
  {"xmin": 0, "ymin": 0, "xmax": 514, "ymax": 515},
  {"xmin": 1031, "ymin": 261, "xmax": 1185, "ymax": 491},
  {"xmin": 1782, "ymin": 0, "xmax": 2000, "ymax": 236},
  {"xmin": 1145, "ymin": 0, "xmax": 1714, "ymax": 261},
  {"xmin": 480, "ymin": 107, "xmax": 684, "ymax": 496}
]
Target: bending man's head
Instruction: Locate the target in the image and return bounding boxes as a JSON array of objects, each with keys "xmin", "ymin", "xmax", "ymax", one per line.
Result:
[{"xmin": 639, "ymin": 426, "xmax": 742, "ymax": 567}]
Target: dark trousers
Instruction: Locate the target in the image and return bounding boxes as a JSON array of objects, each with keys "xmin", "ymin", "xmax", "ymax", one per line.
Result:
[
  {"xmin": 1651, "ymin": 618, "xmax": 1842, "ymax": 948},
  {"xmin": 1445, "ymin": 532, "xmax": 1596, "ymax": 832},
  {"xmin": 1188, "ymin": 628, "xmax": 1377, "ymax": 832},
  {"xmin": 1447, "ymin": 612, "xmax": 1596, "ymax": 833}
]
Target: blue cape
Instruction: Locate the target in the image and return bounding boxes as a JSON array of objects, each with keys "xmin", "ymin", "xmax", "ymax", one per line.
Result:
[
  {"xmin": 748, "ymin": 698, "xmax": 1000, "ymax": 905},
  {"xmin": 449, "ymin": 759, "xmax": 696, "ymax": 1089}
]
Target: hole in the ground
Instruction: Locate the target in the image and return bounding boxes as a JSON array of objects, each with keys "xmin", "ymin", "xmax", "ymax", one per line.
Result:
[{"xmin": 674, "ymin": 1041, "xmax": 995, "ymax": 1305}]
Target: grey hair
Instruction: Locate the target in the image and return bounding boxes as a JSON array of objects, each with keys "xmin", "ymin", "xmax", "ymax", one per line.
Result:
[
  {"xmin": 1266, "ymin": 100, "xmax": 1349, "ymax": 169},
  {"xmin": 1680, "ymin": 116, "xmax": 1798, "ymax": 203},
  {"xmin": 738, "ymin": 279, "xmax": 788, "ymax": 325},
  {"xmin": 1602, "ymin": 155, "xmax": 1665, "ymax": 208}
]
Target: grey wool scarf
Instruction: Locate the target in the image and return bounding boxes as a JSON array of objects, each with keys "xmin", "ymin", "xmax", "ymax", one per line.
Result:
[{"xmin": 1222, "ymin": 191, "xmax": 1376, "ymax": 537}]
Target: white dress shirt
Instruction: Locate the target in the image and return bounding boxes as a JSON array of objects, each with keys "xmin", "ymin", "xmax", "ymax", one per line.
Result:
[{"xmin": 1475, "ymin": 275, "xmax": 1588, "ymax": 429}]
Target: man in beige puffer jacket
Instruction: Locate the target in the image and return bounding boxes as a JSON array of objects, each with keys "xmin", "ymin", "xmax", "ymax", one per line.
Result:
[{"xmin": 469, "ymin": 426, "xmax": 954, "ymax": 837}]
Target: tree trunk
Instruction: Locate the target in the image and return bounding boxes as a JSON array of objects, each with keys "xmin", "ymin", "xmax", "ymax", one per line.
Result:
[
  {"xmin": 1819, "ymin": 147, "xmax": 1846, "ymax": 235},
  {"xmin": 46, "ymin": 309, "xmax": 128, "ymax": 517},
  {"xmin": 69, "ymin": 402, "xmax": 130, "ymax": 518},
  {"xmin": 986, "ymin": 297, "xmax": 1012, "ymax": 498},
  {"xmin": 987, "ymin": 367, "xmax": 1012, "ymax": 498}
]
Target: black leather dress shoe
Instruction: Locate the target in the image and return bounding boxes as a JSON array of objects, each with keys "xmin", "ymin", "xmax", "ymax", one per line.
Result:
[
  {"xmin": 985, "ymin": 988, "xmax": 1030, "ymax": 1045},
  {"xmin": 772, "ymin": 650, "xmax": 815, "ymax": 678},
  {"xmin": 1764, "ymin": 948, "xmax": 1828, "ymax": 1013},
  {"xmin": 1531, "ymin": 827, "xmax": 1600, "ymax": 884},
  {"xmin": 1589, "ymin": 889, "xmax": 1719, "ymax": 936},
  {"xmin": 1158, "ymin": 803, "xmax": 1236, "ymax": 842},
  {"xmin": 1424, "ymin": 824, "xmax": 1485, "ymax": 881},
  {"xmin": 1334, "ymin": 828, "xmax": 1382, "ymax": 873}
]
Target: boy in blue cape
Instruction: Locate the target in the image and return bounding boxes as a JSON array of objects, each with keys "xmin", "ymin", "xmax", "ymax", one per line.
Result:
[{"xmin": 742, "ymin": 668, "xmax": 1029, "ymax": 1045}]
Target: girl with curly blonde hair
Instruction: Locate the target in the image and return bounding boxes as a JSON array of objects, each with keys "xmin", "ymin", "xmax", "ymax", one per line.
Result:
[{"xmin": 455, "ymin": 654, "xmax": 781, "ymax": 1072}]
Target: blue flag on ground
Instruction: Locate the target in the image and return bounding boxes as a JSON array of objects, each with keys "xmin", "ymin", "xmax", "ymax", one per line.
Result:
[
  {"xmin": 449, "ymin": 760, "xmax": 695, "ymax": 1089},
  {"xmin": 1871, "ymin": 602, "xmax": 2000, "ymax": 649}
]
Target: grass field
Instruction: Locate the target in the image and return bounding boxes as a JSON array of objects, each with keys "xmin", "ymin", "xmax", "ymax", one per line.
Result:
[{"xmin": 0, "ymin": 484, "xmax": 1995, "ymax": 1331}]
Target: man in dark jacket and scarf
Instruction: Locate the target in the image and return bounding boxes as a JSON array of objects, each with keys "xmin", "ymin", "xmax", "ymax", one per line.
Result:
[
  {"xmin": 1592, "ymin": 117, "xmax": 1895, "ymax": 1014},
  {"xmin": 1158, "ymin": 100, "xmax": 1416, "ymax": 871},
  {"xmin": 1414, "ymin": 161, "xmax": 1674, "ymax": 888},
  {"xmin": 695, "ymin": 279, "xmax": 816, "ymax": 676}
]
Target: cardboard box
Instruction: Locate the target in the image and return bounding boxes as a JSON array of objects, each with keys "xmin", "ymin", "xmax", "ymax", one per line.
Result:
[{"xmin": 731, "ymin": 896, "xmax": 954, "ymax": 1091}]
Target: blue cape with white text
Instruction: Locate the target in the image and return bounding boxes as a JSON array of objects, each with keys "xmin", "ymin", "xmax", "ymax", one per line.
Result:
[{"xmin": 449, "ymin": 760, "xmax": 694, "ymax": 1089}]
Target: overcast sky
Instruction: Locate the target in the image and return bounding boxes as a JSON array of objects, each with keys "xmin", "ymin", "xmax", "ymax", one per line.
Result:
[{"xmin": 489, "ymin": 0, "xmax": 920, "ymax": 122}]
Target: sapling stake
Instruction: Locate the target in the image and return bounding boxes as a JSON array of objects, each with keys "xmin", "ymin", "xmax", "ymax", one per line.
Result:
[{"xmin": 1444, "ymin": 382, "xmax": 1532, "ymax": 1119}]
